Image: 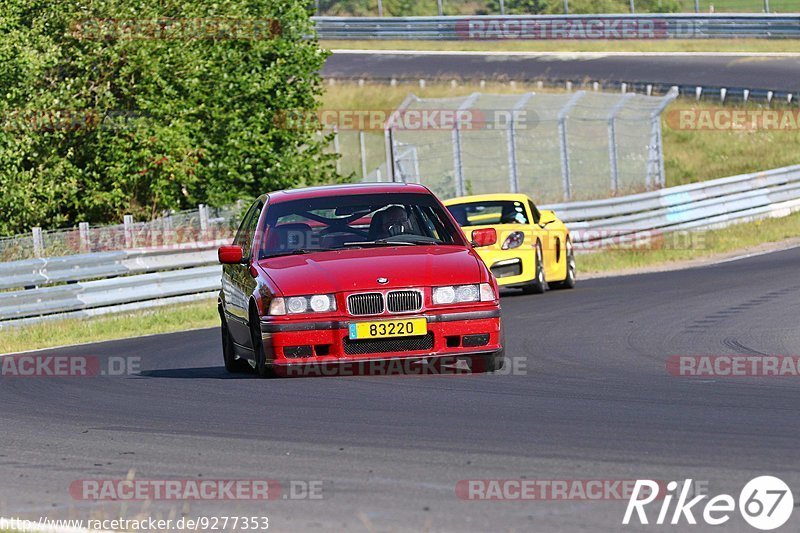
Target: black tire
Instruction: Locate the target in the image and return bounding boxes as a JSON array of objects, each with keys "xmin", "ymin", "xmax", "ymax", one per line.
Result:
[
  {"xmin": 221, "ymin": 312, "xmax": 250, "ymax": 373},
  {"xmin": 522, "ymin": 241, "xmax": 547, "ymax": 294},
  {"xmin": 250, "ymin": 308, "xmax": 276, "ymax": 379},
  {"xmin": 550, "ymin": 237, "xmax": 576, "ymax": 290}
]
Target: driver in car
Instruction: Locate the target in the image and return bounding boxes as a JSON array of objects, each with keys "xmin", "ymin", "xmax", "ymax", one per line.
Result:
[{"xmin": 379, "ymin": 205, "xmax": 411, "ymax": 238}]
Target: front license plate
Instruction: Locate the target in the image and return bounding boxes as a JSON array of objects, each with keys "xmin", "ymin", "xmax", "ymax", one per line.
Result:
[{"xmin": 349, "ymin": 318, "xmax": 428, "ymax": 340}]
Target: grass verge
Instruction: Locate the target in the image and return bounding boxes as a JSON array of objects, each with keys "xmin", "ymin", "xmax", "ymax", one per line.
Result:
[
  {"xmin": 579, "ymin": 210, "xmax": 800, "ymax": 274},
  {"xmin": 323, "ymin": 81, "xmax": 800, "ymax": 188},
  {"xmin": 323, "ymin": 39, "xmax": 800, "ymax": 54},
  {"xmin": 0, "ymin": 299, "xmax": 218, "ymax": 355}
]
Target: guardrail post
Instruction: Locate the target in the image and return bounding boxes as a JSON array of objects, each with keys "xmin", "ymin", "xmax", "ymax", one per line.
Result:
[
  {"xmin": 563, "ymin": 0, "xmax": 569, "ymax": 14},
  {"xmin": 608, "ymin": 93, "xmax": 635, "ymax": 195},
  {"xmin": 79, "ymin": 222, "xmax": 90, "ymax": 253},
  {"xmin": 507, "ymin": 92, "xmax": 534, "ymax": 194},
  {"xmin": 557, "ymin": 91, "xmax": 585, "ymax": 201},
  {"xmin": 764, "ymin": 0, "xmax": 770, "ymax": 13},
  {"xmin": 124, "ymin": 215, "xmax": 134, "ymax": 248},
  {"xmin": 437, "ymin": 0, "xmax": 443, "ymax": 16},
  {"xmin": 359, "ymin": 131, "xmax": 368, "ymax": 180},
  {"xmin": 377, "ymin": 0, "xmax": 383, "ymax": 16},
  {"xmin": 32, "ymin": 227, "xmax": 44, "ymax": 258},
  {"xmin": 694, "ymin": 0, "xmax": 699, "ymax": 12},
  {"xmin": 499, "ymin": 0, "xmax": 505, "ymax": 15}
]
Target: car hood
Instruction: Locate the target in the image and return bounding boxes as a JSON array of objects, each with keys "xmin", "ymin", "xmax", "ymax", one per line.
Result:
[{"xmin": 258, "ymin": 246, "xmax": 483, "ymax": 295}]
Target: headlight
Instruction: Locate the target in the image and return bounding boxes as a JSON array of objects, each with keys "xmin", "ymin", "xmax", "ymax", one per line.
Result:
[
  {"xmin": 501, "ymin": 231, "xmax": 524, "ymax": 250},
  {"xmin": 268, "ymin": 294, "xmax": 337, "ymax": 315},
  {"xmin": 433, "ymin": 284, "xmax": 486, "ymax": 305}
]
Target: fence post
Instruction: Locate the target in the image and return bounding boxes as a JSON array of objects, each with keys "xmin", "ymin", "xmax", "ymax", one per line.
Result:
[
  {"xmin": 359, "ymin": 131, "xmax": 368, "ymax": 180},
  {"xmin": 384, "ymin": 127, "xmax": 395, "ymax": 182},
  {"xmin": 377, "ymin": 0, "xmax": 383, "ymax": 16},
  {"xmin": 607, "ymin": 93, "xmax": 635, "ymax": 195},
  {"xmin": 507, "ymin": 92, "xmax": 534, "ymax": 194},
  {"xmin": 123, "ymin": 215, "xmax": 134, "ymax": 248},
  {"xmin": 32, "ymin": 227, "xmax": 44, "ymax": 258},
  {"xmin": 384, "ymin": 93, "xmax": 418, "ymax": 183},
  {"xmin": 557, "ymin": 91, "xmax": 585, "ymax": 201},
  {"xmin": 437, "ymin": 0, "xmax": 443, "ymax": 15},
  {"xmin": 499, "ymin": 0, "xmax": 505, "ymax": 15},
  {"xmin": 647, "ymin": 87, "xmax": 679, "ymax": 189},
  {"xmin": 764, "ymin": 0, "xmax": 770, "ymax": 13},
  {"xmin": 452, "ymin": 93, "xmax": 480, "ymax": 197},
  {"xmin": 79, "ymin": 222, "xmax": 90, "ymax": 253},
  {"xmin": 563, "ymin": 0, "xmax": 569, "ymax": 14},
  {"xmin": 629, "ymin": 0, "xmax": 635, "ymax": 13},
  {"xmin": 333, "ymin": 126, "xmax": 341, "ymax": 176},
  {"xmin": 199, "ymin": 204, "xmax": 209, "ymax": 240}
]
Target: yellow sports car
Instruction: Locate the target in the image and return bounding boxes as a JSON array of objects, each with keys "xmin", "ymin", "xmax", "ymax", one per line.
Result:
[{"xmin": 444, "ymin": 193, "xmax": 575, "ymax": 293}]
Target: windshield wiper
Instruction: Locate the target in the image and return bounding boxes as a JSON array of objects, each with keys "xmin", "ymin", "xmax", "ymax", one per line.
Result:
[
  {"xmin": 262, "ymin": 248, "xmax": 336, "ymax": 259},
  {"xmin": 342, "ymin": 239, "xmax": 423, "ymax": 247}
]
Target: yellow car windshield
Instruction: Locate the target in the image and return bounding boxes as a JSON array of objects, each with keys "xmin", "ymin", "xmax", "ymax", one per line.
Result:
[{"xmin": 446, "ymin": 200, "xmax": 529, "ymax": 227}]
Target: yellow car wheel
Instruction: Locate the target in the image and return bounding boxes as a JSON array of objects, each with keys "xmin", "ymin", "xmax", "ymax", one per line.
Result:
[
  {"xmin": 522, "ymin": 241, "xmax": 547, "ymax": 295},
  {"xmin": 550, "ymin": 238, "xmax": 576, "ymax": 290}
]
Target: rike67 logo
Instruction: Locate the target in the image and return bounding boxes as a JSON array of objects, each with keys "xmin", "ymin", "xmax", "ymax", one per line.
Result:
[{"xmin": 623, "ymin": 476, "xmax": 793, "ymax": 530}]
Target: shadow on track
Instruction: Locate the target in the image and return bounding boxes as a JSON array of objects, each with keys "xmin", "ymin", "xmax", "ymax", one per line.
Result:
[{"xmin": 139, "ymin": 366, "xmax": 253, "ymax": 379}]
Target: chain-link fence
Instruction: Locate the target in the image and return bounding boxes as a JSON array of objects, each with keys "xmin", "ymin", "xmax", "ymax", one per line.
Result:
[
  {"xmin": 366, "ymin": 89, "xmax": 677, "ymax": 202},
  {"xmin": 315, "ymin": 0, "xmax": 792, "ymax": 16},
  {"xmin": 0, "ymin": 205, "xmax": 242, "ymax": 262}
]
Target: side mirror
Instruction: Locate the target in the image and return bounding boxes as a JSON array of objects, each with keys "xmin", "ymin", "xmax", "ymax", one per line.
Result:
[
  {"xmin": 218, "ymin": 245, "xmax": 244, "ymax": 264},
  {"xmin": 471, "ymin": 228, "xmax": 497, "ymax": 248},
  {"xmin": 539, "ymin": 210, "xmax": 557, "ymax": 228}
]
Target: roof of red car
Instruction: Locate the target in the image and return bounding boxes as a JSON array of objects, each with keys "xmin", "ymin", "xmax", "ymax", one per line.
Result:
[{"xmin": 266, "ymin": 182, "xmax": 432, "ymax": 203}]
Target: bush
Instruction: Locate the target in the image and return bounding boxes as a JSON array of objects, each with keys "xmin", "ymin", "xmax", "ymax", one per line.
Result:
[{"xmin": 0, "ymin": 0, "xmax": 339, "ymax": 235}]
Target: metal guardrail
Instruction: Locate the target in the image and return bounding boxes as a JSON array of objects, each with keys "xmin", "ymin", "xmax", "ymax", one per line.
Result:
[
  {"xmin": 314, "ymin": 15, "xmax": 800, "ymax": 40},
  {"xmin": 541, "ymin": 164, "xmax": 800, "ymax": 246},
  {"xmin": 0, "ymin": 244, "xmax": 223, "ymax": 327},
  {"xmin": 1, "ymin": 164, "xmax": 799, "ymax": 327}
]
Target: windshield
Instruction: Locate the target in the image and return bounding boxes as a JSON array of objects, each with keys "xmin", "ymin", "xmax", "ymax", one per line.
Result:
[
  {"xmin": 258, "ymin": 192, "xmax": 465, "ymax": 259},
  {"xmin": 446, "ymin": 200, "xmax": 530, "ymax": 227}
]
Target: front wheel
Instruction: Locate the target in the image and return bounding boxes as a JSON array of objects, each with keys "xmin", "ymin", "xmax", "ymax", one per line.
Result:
[
  {"xmin": 522, "ymin": 241, "xmax": 547, "ymax": 294},
  {"xmin": 250, "ymin": 310, "xmax": 276, "ymax": 379},
  {"xmin": 550, "ymin": 238, "xmax": 576, "ymax": 290},
  {"xmin": 221, "ymin": 313, "xmax": 250, "ymax": 373}
]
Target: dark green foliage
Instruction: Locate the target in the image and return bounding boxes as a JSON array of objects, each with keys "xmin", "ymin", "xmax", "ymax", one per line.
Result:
[{"xmin": 0, "ymin": 0, "xmax": 339, "ymax": 235}]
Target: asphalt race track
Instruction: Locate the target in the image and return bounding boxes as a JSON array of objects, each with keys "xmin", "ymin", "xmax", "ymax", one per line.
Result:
[
  {"xmin": 2, "ymin": 247, "xmax": 800, "ymax": 532},
  {"xmin": 323, "ymin": 51, "xmax": 800, "ymax": 93}
]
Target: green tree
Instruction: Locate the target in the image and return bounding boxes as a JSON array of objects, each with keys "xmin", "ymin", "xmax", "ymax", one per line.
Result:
[{"xmin": 0, "ymin": 0, "xmax": 339, "ymax": 235}]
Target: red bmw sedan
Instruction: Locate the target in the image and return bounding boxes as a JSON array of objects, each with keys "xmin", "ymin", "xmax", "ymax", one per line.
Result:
[{"xmin": 217, "ymin": 183, "xmax": 504, "ymax": 378}]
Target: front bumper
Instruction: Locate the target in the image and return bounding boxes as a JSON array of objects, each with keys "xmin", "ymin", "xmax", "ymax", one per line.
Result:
[
  {"xmin": 260, "ymin": 309, "xmax": 503, "ymax": 376},
  {"xmin": 478, "ymin": 249, "xmax": 536, "ymax": 287}
]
